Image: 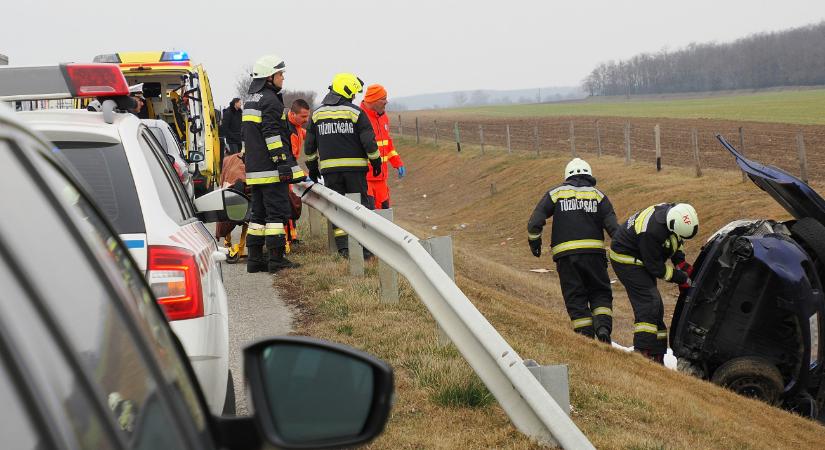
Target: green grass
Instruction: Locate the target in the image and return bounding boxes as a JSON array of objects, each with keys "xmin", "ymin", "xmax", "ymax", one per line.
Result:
[{"xmin": 440, "ymin": 88, "xmax": 825, "ymax": 125}]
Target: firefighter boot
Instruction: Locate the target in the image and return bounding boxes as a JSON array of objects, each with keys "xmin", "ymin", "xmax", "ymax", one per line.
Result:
[
  {"xmin": 596, "ymin": 326, "xmax": 611, "ymax": 344},
  {"xmin": 638, "ymin": 349, "xmax": 665, "ymax": 365},
  {"xmin": 268, "ymin": 246, "xmax": 300, "ymax": 273},
  {"xmin": 246, "ymin": 245, "xmax": 267, "ymax": 273}
]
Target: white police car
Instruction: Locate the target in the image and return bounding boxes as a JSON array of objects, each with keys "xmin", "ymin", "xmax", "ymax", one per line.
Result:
[{"xmin": 0, "ymin": 64, "xmax": 237, "ymax": 415}]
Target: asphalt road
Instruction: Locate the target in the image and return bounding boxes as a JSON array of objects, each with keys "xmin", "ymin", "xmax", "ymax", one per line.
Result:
[{"xmin": 216, "ymin": 227, "xmax": 294, "ymax": 415}]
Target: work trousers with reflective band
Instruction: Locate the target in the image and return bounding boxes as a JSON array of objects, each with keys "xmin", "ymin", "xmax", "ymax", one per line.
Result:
[
  {"xmin": 555, "ymin": 253, "xmax": 613, "ymax": 337},
  {"xmin": 323, "ymin": 172, "xmax": 373, "ymax": 251},
  {"xmin": 247, "ymin": 183, "xmax": 291, "ymax": 249},
  {"xmin": 610, "ymin": 261, "xmax": 668, "ymax": 355},
  {"xmin": 367, "ymin": 180, "xmax": 391, "ymax": 209}
]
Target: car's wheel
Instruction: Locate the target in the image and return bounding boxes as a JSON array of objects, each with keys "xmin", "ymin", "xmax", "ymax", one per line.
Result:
[
  {"xmin": 222, "ymin": 370, "xmax": 236, "ymax": 416},
  {"xmin": 791, "ymin": 217, "xmax": 825, "ymax": 269},
  {"xmin": 711, "ymin": 356, "xmax": 784, "ymax": 405}
]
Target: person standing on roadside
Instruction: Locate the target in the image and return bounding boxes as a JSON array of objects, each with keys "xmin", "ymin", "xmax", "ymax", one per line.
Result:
[
  {"xmin": 242, "ymin": 54, "xmax": 306, "ymax": 273},
  {"xmin": 284, "ymin": 98, "xmax": 311, "ymax": 246},
  {"xmin": 304, "ymin": 73, "xmax": 381, "ymax": 257},
  {"xmin": 222, "ymin": 97, "xmax": 243, "ymax": 154},
  {"xmin": 527, "ymin": 158, "xmax": 619, "ymax": 342},
  {"xmin": 361, "ymin": 84, "xmax": 405, "ymax": 209}
]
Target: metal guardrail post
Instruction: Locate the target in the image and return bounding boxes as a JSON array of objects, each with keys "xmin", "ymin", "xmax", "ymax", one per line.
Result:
[
  {"xmin": 376, "ymin": 208, "xmax": 399, "ymax": 304},
  {"xmin": 345, "ymin": 193, "xmax": 365, "ymax": 276},
  {"xmin": 295, "ymin": 182, "xmax": 594, "ymax": 449},
  {"xmin": 421, "ymin": 236, "xmax": 454, "ymax": 346},
  {"xmin": 327, "ymin": 220, "xmax": 337, "ymax": 255},
  {"xmin": 308, "ymin": 205, "xmax": 323, "ymax": 238}
]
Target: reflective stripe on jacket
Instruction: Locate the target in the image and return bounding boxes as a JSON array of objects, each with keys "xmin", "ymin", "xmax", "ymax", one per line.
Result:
[
  {"xmin": 304, "ymin": 92, "xmax": 380, "ymax": 175},
  {"xmin": 527, "ymin": 175, "xmax": 619, "ymax": 261},
  {"xmin": 361, "ymin": 102, "xmax": 402, "ymax": 182},
  {"xmin": 610, "ymin": 203, "xmax": 688, "ymax": 283}
]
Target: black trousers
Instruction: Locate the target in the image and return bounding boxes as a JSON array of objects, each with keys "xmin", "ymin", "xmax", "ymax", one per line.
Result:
[
  {"xmin": 611, "ymin": 260, "xmax": 668, "ymax": 355},
  {"xmin": 323, "ymin": 171, "xmax": 371, "ymax": 251},
  {"xmin": 555, "ymin": 253, "xmax": 613, "ymax": 337},
  {"xmin": 247, "ymin": 182, "xmax": 291, "ymax": 249}
]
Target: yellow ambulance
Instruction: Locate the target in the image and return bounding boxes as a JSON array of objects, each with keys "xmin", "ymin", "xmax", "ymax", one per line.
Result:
[{"xmin": 93, "ymin": 51, "xmax": 221, "ymax": 195}]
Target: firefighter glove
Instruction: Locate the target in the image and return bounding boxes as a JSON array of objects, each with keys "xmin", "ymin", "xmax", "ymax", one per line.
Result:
[
  {"xmin": 397, "ymin": 166, "xmax": 407, "ymax": 178},
  {"xmin": 671, "ymin": 269, "xmax": 689, "ymax": 285},
  {"xmin": 308, "ymin": 166, "xmax": 321, "ymax": 182},
  {"xmin": 529, "ymin": 238, "xmax": 542, "ymax": 258},
  {"xmin": 371, "ymin": 160, "xmax": 382, "ymax": 177},
  {"xmin": 676, "ymin": 260, "xmax": 694, "ymax": 277}
]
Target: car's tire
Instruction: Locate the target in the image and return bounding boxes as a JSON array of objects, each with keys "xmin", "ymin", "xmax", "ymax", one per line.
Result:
[
  {"xmin": 711, "ymin": 356, "xmax": 784, "ymax": 405},
  {"xmin": 791, "ymin": 218, "xmax": 825, "ymax": 268},
  {"xmin": 222, "ymin": 371, "xmax": 236, "ymax": 416}
]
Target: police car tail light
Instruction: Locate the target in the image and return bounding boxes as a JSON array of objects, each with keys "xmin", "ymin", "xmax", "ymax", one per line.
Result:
[
  {"xmin": 147, "ymin": 245, "xmax": 204, "ymax": 321},
  {"xmin": 63, "ymin": 64, "xmax": 130, "ymax": 97}
]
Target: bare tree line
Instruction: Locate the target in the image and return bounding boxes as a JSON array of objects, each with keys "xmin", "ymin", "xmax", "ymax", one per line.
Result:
[
  {"xmin": 583, "ymin": 21, "xmax": 825, "ymax": 96},
  {"xmin": 233, "ymin": 65, "xmax": 316, "ymax": 108}
]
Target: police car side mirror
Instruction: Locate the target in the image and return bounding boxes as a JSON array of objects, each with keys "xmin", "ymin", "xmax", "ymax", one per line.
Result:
[
  {"xmin": 193, "ymin": 188, "xmax": 249, "ymax": 223},
  {"xmin": 243, "ymin": 336, "xmax": 394, "ymax": 449},
  {"xmin": 188, "ymin": 151, "xmax": 205, "ymax": 163}
]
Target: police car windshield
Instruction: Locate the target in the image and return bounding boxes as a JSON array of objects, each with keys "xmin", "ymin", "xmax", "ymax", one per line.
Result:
[{"xmin": 54, "ymin": 141, "xmax": 146, "ymax": 234}]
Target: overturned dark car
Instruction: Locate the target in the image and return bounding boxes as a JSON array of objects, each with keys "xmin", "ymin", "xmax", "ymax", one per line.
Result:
[{"xmin": 671, "ymin": 135, "xmax": 825, "ymax": 419}]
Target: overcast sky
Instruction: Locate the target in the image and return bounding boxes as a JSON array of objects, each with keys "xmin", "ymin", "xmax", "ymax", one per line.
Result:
[{"xmin": 2, "ymin": 1, "xmax": 823, "ymax": 106}]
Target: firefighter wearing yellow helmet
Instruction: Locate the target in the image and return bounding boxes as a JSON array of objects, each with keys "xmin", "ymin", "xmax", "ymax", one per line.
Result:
[
  {"xmin": 304, "ymin": 73, "xmax": 381, "ymax": 257},
  {"xmin": 243, "ymin": 54, "xmax": 305, "ymax": 273}
]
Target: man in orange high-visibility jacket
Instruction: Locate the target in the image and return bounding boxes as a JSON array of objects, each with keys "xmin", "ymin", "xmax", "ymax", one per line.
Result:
[
  {"xmin": 285, "ymin": 99, "xmax": 311, "ymax": 246},
  {"xmin": 361, "ymin": 84, "xmax": 405, "ymax": 209}
]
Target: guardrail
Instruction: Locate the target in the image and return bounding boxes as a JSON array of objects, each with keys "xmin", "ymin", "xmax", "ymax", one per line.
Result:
[{"xmin": 294, "ymin": 181, "xmax": 594, "ymax": 449}]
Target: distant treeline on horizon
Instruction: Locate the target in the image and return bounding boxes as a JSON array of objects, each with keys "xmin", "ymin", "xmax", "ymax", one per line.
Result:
[{"xmin": 583, "ymin": 21, "xmax": 825, "ymax": 96}]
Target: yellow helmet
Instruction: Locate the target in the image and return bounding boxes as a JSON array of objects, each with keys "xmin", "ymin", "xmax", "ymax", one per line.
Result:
[{"xmin": 330, "ymin": 73, "xmax": 364, "ymax": 99}]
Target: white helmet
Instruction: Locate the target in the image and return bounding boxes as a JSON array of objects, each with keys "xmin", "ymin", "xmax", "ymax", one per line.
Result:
[
  {"xmin": 251, "ymin": 54, "xmax": 286, "ymax": 79},
  {"xmin": 667, "ymin": 203, "xmax": 699, "ymax": 239},
  {"xmin": 249, "ymin": 54, "xmax": 287, "ymax": 93},
  {"xmin": 564, "ymin": 158, "xmax": 592, "ymax": 179}
]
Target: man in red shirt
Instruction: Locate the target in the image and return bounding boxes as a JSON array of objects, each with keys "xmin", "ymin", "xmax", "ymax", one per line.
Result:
[{"xmin": 361, "ymin": 84, "xmax": 405, "ymax": 209}]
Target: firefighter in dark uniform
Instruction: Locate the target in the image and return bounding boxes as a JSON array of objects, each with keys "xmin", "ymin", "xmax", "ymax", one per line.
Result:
[
  {"xmin": 304, "ymin": 73, "xmax": 381, "ymax": 257},
  {"xmin": 609, "ymin": 202, "xmax": 698, "ymax": 363},
  {"xmin": 242, "ymin": 54, "xmax": 306, "ymax": 273},
  {"xmin": 528, "ymin": 158, "xmax": 619, "ymax": 342}
]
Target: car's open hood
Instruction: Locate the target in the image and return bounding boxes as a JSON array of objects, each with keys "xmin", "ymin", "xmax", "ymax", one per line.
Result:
[{"xmin": 718, "ymin": 135, "xmax": 825, "ymax": 225}]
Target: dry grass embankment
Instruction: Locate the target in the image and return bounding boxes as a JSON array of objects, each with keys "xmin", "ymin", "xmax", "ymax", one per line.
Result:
[{"xmin": 277, "ymin": 138, "xmax": 824, "ymax": 448}]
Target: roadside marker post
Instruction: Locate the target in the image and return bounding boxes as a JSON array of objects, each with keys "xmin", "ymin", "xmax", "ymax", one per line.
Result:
[
  {"xmin": 692, "ymin": 129, "xmax": 702, "ymax": 177},
  {"xmin": 797, "ymin": 132, "xmax": 809, "ymax": 184},
  {"xmin": 654, "ymin": 124, "xmax": 662, "ymax": 171},
  {"xmin": 454, "ymin": 122, "xmax": 462, "ymax": 152},
  {"xmin": 624, "ymin": 123, "xmax": 631, "ymax": 165}
]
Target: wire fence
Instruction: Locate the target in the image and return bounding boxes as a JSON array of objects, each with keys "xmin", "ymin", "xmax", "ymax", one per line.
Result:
[{"xmin": 396, "ymin": 115, "xmax": 825, "ymax": 183}]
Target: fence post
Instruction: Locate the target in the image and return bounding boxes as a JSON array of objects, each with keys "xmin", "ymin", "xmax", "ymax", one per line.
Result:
[
  {"xmin": 624, "ymin": 123, "xmax": 631, "ymax": 165},
  {"xmin": 375, "ymin": 208, "xmax": 399, "ymax": 304},
  {"xmin": 654, "ymin": 124, "xmax": 662, "ymax": 171},
  {"xmin": 308, "ymin": 205, "xmax": 323, "ymax": 238},
  {"xmin": 490, "ymin": 183, "xmax": 497, "ymax": 196},
  {"xmin": 345, "ymin": 193, "xmax": 365, "ymax": 276},
  {"xmin": 479, "ymin": 124, "xmax": 485, "ymax": 155},
  {"xmin": 534, "ymin": 125, "xmax": 540, "ymax": 156},
  {"xmin": 434, "ymin": 120, "xmax": 438, "ymax": 146},
  {"xmin": 595, "ymin": 120, "xmax": 602, "ymax": 158},
  {"xmin": 692, "ymin": 129, "xmax": 702, "ymax": 178},
  {"xmin": 420, "ymin": 236, "xmax": 455, "ymax": 346},
  {"xmin": 738, "ymin": 127, "xmax": 746, "ymax": 182},
  {"xmin": 506, "ymin": 124, "xmax": 512, "ymax": 154},
  {"xmin": 454, "ymin": 122, "xmax": 462, "ymax": 152},
  {"xmin": 569, "ymin": 121, "xmax": 576, "ymax": 157},
  {"xmin": 398, "ymin": 114, "xmax": 403, "ymax": 136},
  {"xmin": 797, "ymin": 132, "xmax": 809, "ymax": 183},
  {"xmin": 415, "ymin": 117, "xmax": 420, "ymax": 144}
]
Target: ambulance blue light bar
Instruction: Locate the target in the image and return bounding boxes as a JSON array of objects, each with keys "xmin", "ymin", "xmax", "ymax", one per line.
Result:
[
  {"xmin": 160, "ymin": 51, "xmax": 190, "ymax": 62},
  {"xmin": 0, "ymin": 63, "xmax": 130, "ymax": 101}
]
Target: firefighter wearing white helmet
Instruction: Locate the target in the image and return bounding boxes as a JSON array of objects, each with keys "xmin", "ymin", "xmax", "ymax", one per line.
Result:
[
  {"xmin": 609, "ymin": 202, "xmax": 699, "ymax": 363},
  {"xmin": 242, "ymin": 54, "xmax": 305, "ymax": 273},
  {"xmin": 304, "ymin": 73, "xmax": 381, "ymax": 257},
  {"xmin": 527, "ymin": 158, "xmax": 619, "ymax": 342}
]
